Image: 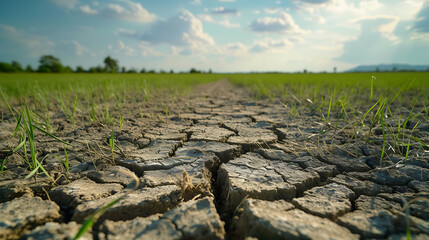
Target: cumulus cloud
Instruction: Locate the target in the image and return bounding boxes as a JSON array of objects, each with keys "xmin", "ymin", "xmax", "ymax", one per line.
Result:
[
  {"xmin": 80, "ymin": 5, "xmax": 97, "ymax": 15},
  {"xmin": 199, "ymin": 14, "xmax": 240, "ymax": 28},
  {"xmin": 250, "ymin": 38, "xmax": 292, "ymax": 52},
  {"xmin": 264, "ymin": 8, "xmax": 281, "ymax": 14},
  {"xmin": 119, "ymin": 10, "xmax": 214, "ymax": 55},
  {"xmin": 118, "ymin": 40, "xmax": 135, "ymax": 56},
  {"xmin": 209, "ymin": 7, "xmax": 239, "ymax": 16},
  {"xmin": 218, "ymin": 42, "xmax": 248, "ymax": 55},
  {"xmin": 0, "ymin": 24, "xmax": 55, "ymax": 58},
  {"xmin": 141, "ymin": 11, "xmax": 214, "ymax": 46},
  {"xmin": 249, "ymin": 12, "xmax": 306, "ymax": 34},
  {"xmin": 71, "ymin": 40, "xmax": 86, "ymax": 56},
  {"xmin": 80, "ymin": 0, "xmax": 156, "ymax": 23}
]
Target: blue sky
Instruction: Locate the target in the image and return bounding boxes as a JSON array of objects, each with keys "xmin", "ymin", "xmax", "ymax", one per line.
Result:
[{"xmin": 0, "ymin": 0, "xmax": 428, "ymax": 72}]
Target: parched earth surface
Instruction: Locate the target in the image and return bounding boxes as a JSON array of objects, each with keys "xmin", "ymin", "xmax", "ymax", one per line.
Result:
[{"xmin": 0, "ymin": 79, "xmax": 428, "ymax": 240}]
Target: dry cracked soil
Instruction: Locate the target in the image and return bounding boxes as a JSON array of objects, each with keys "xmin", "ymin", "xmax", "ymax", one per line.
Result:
[{"xmin": 0, "ymin": 79, "xmax": 428, "ymax": 240}]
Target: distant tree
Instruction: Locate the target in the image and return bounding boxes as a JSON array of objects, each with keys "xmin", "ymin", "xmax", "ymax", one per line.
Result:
[
  {"xmin": 25, "ymin": 65, "xmax": 34, "ymax": 72},
  {"xmin": 303, "ymin": 69, "xmax": 307, "ymax": 74},
  {"xmin": 375, "ymin": 67, "xmax": 380, "ymax": 72},
  {"xmin": 11, "ymin": 61, "xmax": 23, "ymax": 72},
  {"xmin": 38, "ymin": 55, "xmax": 64, "ymax": 73},
  {"xmin": 121, "ymin": 67, "xmax": 126, "ymax": 73},
  {"xmin": 140, "ymin": 68, "xmax": 146, "ymax": 73},
  {"xmin": 147, "ymin": 69, "xmax": 156, "ymax": 74},
  {"xmin": 95, "ymin": 65, "xmax": 105, "ymax": 73},
  {"xmin": 208, "ymin": 69, "xmax": 212, "ymax": 74},
  {"xmin": 392, "ymin": 67, "xmax": 397, "ymax": 72},
  {"xmin": 104, "ymin": 56, "xmax": 119, "ymax": 73},
  {"xmin": 0, "ymin": 62, "xmax": 15, "ymax": 72},
  {"xmin": 170, "ymin": 69, "xmax": 174, "ymax": 74},
  {"xmin": 160, "ymin": 70, "xmax": 166, "ymax": 74},
  {"xmin": 333, "ymin": 67, "xmax": 337, "ymax": 73},
  {"xmin": 190, "ymin": 68, "xmax": 200, "ymax": 74},
  {"xmin": 76, "ymin": 66, "xmax": 86, "ymax": 73},
  {"xmin": 63, "ymin": 66, "xmax": 73, "ymax": 73},
  {"xmin": 89, "ymin": 67, "xmax": 97, "ymax": 73},
  {"xmin": 127, "ymin": 68, "xmax": 137, "ymax": 73}
]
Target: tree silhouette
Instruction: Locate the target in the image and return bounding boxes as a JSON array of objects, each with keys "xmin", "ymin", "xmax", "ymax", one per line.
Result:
[
  {"xmin": 104, "ymin": 56, "xmax": 119, "ymax": 73},
  {"xmin": 38, "ymin": 55, "xmax": 64, "ymax": 72}
]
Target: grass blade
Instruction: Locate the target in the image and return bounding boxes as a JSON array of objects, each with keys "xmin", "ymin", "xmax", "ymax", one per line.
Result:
[
  {"xmin": 361, "ymin": 99, "xmax": 380, "ymax": 124},
  {"xmin": 24, "ymin": 165, "xmax": 40, "ymax": 180},
  {"xmin": 1, "ymin": 157, "xmax": 6, "ymax": 172},
  {"xmin": 13, "ymin": 135, "xmax": 26, "ymax": 153},
  {"xmin": 13, "ymin": 114, "xmax": 22, "ymax": 136},
  {"xmin": 1, "ymin": 90, "xmax": 16, "ymax": 121},
  {"xmin": 32, "ymin": 124, "xmax": 72, "ymax": 146}
]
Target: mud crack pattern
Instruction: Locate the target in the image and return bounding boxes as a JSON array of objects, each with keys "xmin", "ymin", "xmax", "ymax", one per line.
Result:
[{"xmin": 0, "ymin": 79, "xmax": 428, "ymax": 240}]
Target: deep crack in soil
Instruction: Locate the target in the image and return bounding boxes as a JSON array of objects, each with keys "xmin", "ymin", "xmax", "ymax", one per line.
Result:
[{"xmin": 0, "ymin": 79, "xmax": 428, "ymax": 240}]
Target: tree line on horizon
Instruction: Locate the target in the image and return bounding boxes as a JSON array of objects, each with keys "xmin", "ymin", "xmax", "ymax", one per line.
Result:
[{"xmin": 0, "ymin": 55, "xmax": 211, "ymax": 74}]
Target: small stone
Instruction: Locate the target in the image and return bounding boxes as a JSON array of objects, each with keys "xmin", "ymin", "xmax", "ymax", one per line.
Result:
[
  {"xmin": 232, "ymin": 199, "xmax": 358, "ymax": 240},
  {"xmin": 292, "ymin": 183, "xmax": 354, "ymax": 219},
  {"xmin": 87, "ymin": 165, "xmax": 137, "ymax": 187},
  {"xmin": 0, "ymin": 195, "xmax": 61, "ymax": 239}
]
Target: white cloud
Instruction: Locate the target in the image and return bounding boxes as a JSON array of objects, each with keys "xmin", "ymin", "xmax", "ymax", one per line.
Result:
[
  {"xmin": 71, "ymin": 40, "xmax": 85, "ymax": 56},
  {"xmin": 118, "ymin": 40, "xmax": 135, "ymax": 56},
  {"xmin": 250, "ymin": 38, "xmax": 292, "ymax": 52},
  {"xmin": 0, "ymin": 24, "xmax": 55, "ymax": 58},
  {"xmin": 219, "ymin": 0, "xmax": 235, "ymax": 2},
  {"xmin": 80, "ymin": 5, "xmax": 97, "ymax": 15},
  {"xmin": 138, "ymin": 42, "xmax": 161, "ymax": 56},
  {"xmin": 249, "ymin": 12, "xmax": 306, "ymax": 34},
  {"xmin": 191, "ymin": 0, "xmax": 202, "ymax": 5},
  {"xmin": 48, "ymin": 0, "xmax": 79, "ymax": 10},
  {"xmin": 218, "ymin": 42, "xmax": 248, "ymax": 55},
  {"xmin": 199, "ymin": 14, "xmax": 240, "ymax": 28},
  {"xmin": 209, "ymin": 7, "xmax": 240, "ymax": 16},
  {"xmin": 264, "ymin": 8, "xmax": 281, "ymax": 14},
  {"xmin": 80, "ymin": 0, "xmax": 156, "ymax": 23},
  {"xmin": 135, "ymin": 10, "xmax": 215, "ymax": 50},
  {"xmin": 115, "ymin": 28, "xmax": 137, "ymax": 36}
]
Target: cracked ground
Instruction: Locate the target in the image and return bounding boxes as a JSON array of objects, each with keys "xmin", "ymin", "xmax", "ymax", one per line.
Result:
[{"xmin": 0, "ymin": 79, "xmax": 428, "ymax": 240}]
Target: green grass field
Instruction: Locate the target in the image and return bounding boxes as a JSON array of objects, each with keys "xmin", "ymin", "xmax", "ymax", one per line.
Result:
[{"xmin": 1, "ymin": 72, "xmax": 428, "ymax": 122}]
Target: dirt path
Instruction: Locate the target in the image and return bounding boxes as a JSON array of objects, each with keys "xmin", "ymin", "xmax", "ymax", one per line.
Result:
[{"xmin": 0, "ymin": 79, "xmax": 428, "ymax": 240}]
